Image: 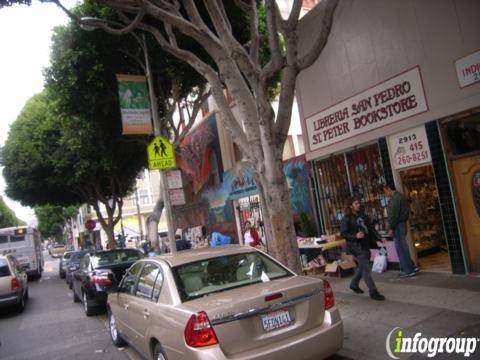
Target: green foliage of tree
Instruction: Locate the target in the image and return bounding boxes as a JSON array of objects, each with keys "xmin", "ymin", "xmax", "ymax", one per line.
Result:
[
  {"xmin": 35, "ymin": 205, "xmax": 77, "ymax": 242},
  {"xmin": 0, "ymin": 196, "xmax": 24, "ymax": 228},
  {"xmin": 1, "ymin": 2, "xmax": 154, "ymax": 247},
  {"xmin": 0, "ymin": 0, "xmax": 30, "ymax": 8}
]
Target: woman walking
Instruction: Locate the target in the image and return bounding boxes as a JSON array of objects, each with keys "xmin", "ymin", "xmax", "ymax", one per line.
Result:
[{"xmin": 340, "ymin": 197, "xmax": 385, "ymax": 301}]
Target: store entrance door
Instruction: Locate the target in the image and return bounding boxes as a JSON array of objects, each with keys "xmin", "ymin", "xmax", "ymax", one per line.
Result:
[
  {"xmin": 400, "ymin": 165, "xmax": 451, "ymax": 272},
  {"xmin": 235, "ymin": 195, "xmax": 265, "ymax": 246},
  {"xmin": 452, "ymin": 155, "xmax": 480, "ymax": 273}
]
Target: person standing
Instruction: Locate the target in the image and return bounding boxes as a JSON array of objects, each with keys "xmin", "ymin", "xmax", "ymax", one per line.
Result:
[
  {"xmin": 340, "ymin": 197, "xmax": 385, "ymax": 301},
  {"xmin": 384, "ymin": 183, "xmax": 418, "ymax": 277},
  {"xmin": 243, "ymin": 221, "xmax": 261, "ymax": 247}
]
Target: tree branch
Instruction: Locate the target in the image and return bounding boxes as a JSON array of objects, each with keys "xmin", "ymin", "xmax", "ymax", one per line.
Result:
[
  {"xmin": 296, "ymin": 0, "xmax": 338, "ymax": 70},
  {"xmin": 261, "ymin": 0, "xmax": 284, "ymax": 82}
]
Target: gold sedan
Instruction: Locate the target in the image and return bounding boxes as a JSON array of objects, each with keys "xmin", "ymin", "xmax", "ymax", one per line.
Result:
[{"xmin": 107, "ymin": 245, "xmax": 343, "ymax": 360}]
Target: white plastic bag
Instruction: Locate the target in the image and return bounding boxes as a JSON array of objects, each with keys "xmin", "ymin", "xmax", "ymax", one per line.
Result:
[{"xmin": 372, "ymin": 253, "xmax": 387, "ymax": 273}]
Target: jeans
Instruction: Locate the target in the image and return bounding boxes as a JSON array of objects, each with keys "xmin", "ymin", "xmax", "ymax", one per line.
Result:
[
  {"xmin": 350, "ymin": 250, "xmax": 377, "ymax": 292},
  {"xmin": 393, "ymin": 222, "xmax": 415, "ymax": 274}
]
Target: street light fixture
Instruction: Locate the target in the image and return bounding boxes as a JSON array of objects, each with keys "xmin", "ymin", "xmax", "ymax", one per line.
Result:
[{"xmin": 79, "ymin": 16, "xmax": 177, "ymax": 253}]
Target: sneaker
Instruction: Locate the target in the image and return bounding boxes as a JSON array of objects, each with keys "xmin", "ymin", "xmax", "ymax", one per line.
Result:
[
  {"xmin": 398, "ymin": 272, "xmax": 416, "ymax": 278},
  {"xmin": 370, "ymin": 290, "xmax": 385, "ymax": 301},
  {"xmin": 414, "ymin": 267, "xmax": 420, "ymax": 273},
  {"xmin": 349, "ymin": 286, "xmax": 364, "ymax": 294}
]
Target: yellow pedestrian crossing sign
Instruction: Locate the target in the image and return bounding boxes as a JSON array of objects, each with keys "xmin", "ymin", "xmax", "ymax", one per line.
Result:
[{"xmin": 147, "ymin": 136, "xmax": 176, "ymax": 170}]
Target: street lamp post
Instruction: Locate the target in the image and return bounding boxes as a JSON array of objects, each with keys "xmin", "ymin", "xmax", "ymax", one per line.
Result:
[{"xmin": 80, "ymin": 17, "xmax": 177, "ymax": 253}]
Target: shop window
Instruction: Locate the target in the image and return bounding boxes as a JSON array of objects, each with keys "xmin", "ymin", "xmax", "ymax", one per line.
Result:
[
  {"xmin": 139, "ymin": 189, "xmax": 150, "ymax": 205},
  {"xmin": 442, "ymin": 116, "xmax": 480, "ymax": 156},
  {"xmin": 316, "ymin": 144, "xmax": 388, "ymax": 234},
  {"xmin": 345, "ymin": 145, "xmax": 388, "ymax": 231}
]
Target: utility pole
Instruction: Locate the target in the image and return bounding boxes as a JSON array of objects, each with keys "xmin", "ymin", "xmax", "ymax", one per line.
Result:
[{"xmin": 142, "ymin": 34, "xmax": 177, "ymax": 253}]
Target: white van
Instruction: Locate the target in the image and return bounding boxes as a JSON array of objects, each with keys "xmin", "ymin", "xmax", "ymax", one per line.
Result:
[{"xmin": 0, "ymin": 226, "xmax": 44, "ymax": 278}]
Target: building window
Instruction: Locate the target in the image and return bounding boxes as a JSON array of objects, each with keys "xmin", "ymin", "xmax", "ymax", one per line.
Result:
[
  {"xmin": 139, "ymin": 190, "xmax": 150, "ymax": 205},
  {"xmin": 316, "ymin": 144, "xmax": 388, "ymax": 234},
  {"xmin": 441, "ymin": 116, "xmax": 480, "ymax": 157}
]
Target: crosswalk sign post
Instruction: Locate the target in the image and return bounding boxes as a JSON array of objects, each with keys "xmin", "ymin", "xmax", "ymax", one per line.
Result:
[{"xmin": 147, "ymin": 136, "xmax": 176, "ymax": 170}]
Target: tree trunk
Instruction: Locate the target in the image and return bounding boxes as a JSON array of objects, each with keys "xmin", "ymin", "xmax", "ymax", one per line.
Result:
[
  {"xmin": 104, "ymin": 224, "xmax": 116, "ymax": 249},
  {"xmin": 257, "ymin": 172, "xmax": 302, "ymax": 274},
  {"xmin": 146, "ymin": 193, "xmax": 165, "ymax": 253}
]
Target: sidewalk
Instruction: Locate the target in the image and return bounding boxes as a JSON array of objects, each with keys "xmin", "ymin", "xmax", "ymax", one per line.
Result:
[{"xmin": 319, "ymin": 271, "xmax": 480, "ymax": 359}]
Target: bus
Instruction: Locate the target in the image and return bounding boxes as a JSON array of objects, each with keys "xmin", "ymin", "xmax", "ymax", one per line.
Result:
[{"xmin": 0, "ymin": 226, "xmax": 43, "ymax": 278}]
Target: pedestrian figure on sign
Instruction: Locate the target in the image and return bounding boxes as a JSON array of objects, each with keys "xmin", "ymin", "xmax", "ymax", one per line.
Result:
[
  {"xmin": 340, "ymin": 196, "xmax": 385, "ymax": 301},
  {"xmin": 158, "ymin": 139, "xmax": 167, "ymax": 157},
  {"xmin": 153, "ymin": 142, "xmax": 160, "ymax": 157}
]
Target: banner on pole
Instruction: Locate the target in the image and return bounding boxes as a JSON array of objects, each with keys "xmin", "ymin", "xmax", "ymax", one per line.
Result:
[{"xmin": 116, "ymin": 74, "xmax": 153, "ymax": 135}]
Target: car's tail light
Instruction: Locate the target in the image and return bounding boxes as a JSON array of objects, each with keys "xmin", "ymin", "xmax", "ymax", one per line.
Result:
[
  {"xmin": 90, "ymin": 274, "xmax": 113, "ymax": 286},
  {"xmin": 324, "ymin": 279, "xmax": 335, "ymax": 310},
  {"xmin": 184, "ymin": 311, "xmax": 219, "ymax": 347},
  {"xmin": 11, "ymin": 277, "xmax": 20, "ymax": 290}
]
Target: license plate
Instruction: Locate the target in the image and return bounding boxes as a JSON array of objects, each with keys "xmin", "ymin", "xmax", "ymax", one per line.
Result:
[{"xmin": 261, "ymin": 309, "xmax": 291, "ymax": 332}]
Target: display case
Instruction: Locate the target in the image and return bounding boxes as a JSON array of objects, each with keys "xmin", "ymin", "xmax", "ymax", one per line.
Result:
[
  {"xmin": 316, "ymin": 144, "xmax": 389, "ymax": 234},
  {"xmin": 400, "ymin": 165, "xmax": 445, "ymax": 256}
]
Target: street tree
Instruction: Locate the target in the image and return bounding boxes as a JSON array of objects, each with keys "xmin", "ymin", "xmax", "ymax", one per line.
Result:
[
  {"xmin": 0, "ymin": 196, "xmax": 24, "ymax": 228},
  {"xmin": 35, "ymin": 205, "xmax": 78, "ymax": 243},
  {"xmin": 61, "ymin": 0, "xmax": 338, "ymax": 271},
  {"xmin": 68, "ymin": 1, "xmax": 211, "ymax": 252}
]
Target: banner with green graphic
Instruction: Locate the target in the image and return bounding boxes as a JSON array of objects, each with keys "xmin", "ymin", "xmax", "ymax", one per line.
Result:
[{"xmin": 116, "ymin": 74, "xmax": 153, "ymax": 135}]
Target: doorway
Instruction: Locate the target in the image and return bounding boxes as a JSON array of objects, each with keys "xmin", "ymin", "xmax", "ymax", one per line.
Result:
[
  {"xmin": 400, "ymin": 165, "xmax": 451, "ymax": 272},
  {"xmin": 235, "ymin": 195, "xmax": 265, "ymax": 245},
  {"xmin": 451, "ymin": 155, "xmax": 480, "ymax": 273}
]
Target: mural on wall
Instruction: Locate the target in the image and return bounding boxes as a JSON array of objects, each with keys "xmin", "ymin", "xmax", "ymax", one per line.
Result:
[
  {"xmin": 202, "ymin": 155, "xmax": 314, "ymax": 226},
  {"xmin": 176, "ymin": 113, "xmax": 223, "ymax": 194},
  {"xmin": 284, "ymin": 156, "xmax": 313, "ymax": 217}
]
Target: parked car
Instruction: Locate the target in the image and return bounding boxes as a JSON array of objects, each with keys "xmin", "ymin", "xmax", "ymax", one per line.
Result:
[
  {"xmin": 0, "ymin": 254, "xmax": 29, "ymax": 312},
  {"xmin": 59, "ymin": 251, "xmax": 74, "ymax": 279},
  {"xmin": 49, "ymin": 244, "xmax": 66, "ymax": 258},
  {"xmin": 72, "ymin": 249, "xmax": 143, "ymax": 316},
  {"xmin": 65, "ymin": 250, "xmax": 89, "ymax": 289},
  {"xmin": 107, "ymin": 245, "xmax": 344, "ymax": 360}
]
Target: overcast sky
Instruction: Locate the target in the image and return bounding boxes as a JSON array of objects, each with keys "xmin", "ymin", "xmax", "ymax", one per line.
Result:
[{"xmin": 0, "ymin": 1, "xmax": 77, "ymax": 224}]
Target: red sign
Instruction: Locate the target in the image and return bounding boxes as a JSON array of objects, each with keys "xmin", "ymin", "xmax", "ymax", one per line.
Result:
[{"xmin": 85, "ymin": 219, "xmax": 96, "ymax": 231}]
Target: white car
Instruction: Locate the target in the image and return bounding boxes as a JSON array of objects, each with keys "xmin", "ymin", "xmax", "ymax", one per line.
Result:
[{"xmin": 0, "ymin": 254, "xmax": 29, "ymax": 312}]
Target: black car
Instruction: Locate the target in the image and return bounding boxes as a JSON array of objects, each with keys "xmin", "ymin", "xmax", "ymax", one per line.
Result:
[
  {"xmin": 65, "ymin": 250, "xmax": 89, "ymax": 288},
  {"xmin": 71, "ymin": 249, "xmax": 143, "ymax": 316},
  {"xmin": 59, "ymin": 251, "xmax": 74, "ymax": 279}
]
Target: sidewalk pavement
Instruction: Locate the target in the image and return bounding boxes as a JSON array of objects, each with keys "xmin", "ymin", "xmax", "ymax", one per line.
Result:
[{"xmin": 317, "ymin": 270, "xmax": 480, "ymax": 360}]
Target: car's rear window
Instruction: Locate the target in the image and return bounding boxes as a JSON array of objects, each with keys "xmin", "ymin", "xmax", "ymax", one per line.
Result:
[
  {"xmin": 70, "ymin": 252, "xmax": 88, "ymax": 262},
  {"xmin": 172, "ymin": 252, "xmax": 293, "ymax": 302},
  {"xmin": 92, "ymin": 250, "xmax": 142, "ymax": 268},
  {"xmin": 63, "ymin": 252, "xmax": 73, "ymax": 260},
  {"xmin": 0, "ymin": 259, "xmax": 11, "ymax": 277}
]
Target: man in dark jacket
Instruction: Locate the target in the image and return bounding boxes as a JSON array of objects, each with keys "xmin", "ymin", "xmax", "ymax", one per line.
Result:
[
  {"xmin": 384, "ymin": 183, "xmax": 417, "ymax": 277},
  {"xmin": 340, "ymin": 197, "xmax": 385, "ymax": 301}
]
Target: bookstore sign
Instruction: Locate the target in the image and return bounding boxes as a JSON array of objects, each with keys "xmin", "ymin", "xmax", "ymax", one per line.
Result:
[{"xmin": 305, "ymin": 67, "xmax": 428, "ymax": 152}]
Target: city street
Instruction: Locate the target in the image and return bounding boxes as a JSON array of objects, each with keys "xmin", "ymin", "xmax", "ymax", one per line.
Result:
[{"xmin": 0, "ymin": 252, "xmax": 136, "ymax": 360}]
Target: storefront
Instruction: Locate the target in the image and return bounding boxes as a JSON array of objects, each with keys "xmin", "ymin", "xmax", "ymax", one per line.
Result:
[
  {"xmin": 440, "ymin": 116, "xmax": 480, "ymax": 272},
  {"xmin": 295, "ymin": 0, "xmax": 480, "ymax": 274}
]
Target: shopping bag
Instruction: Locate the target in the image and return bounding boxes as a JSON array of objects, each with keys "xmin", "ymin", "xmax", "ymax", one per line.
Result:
[{"xmin": 372, "ymin": 253, "xmax": 387, "ymax": 273}]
